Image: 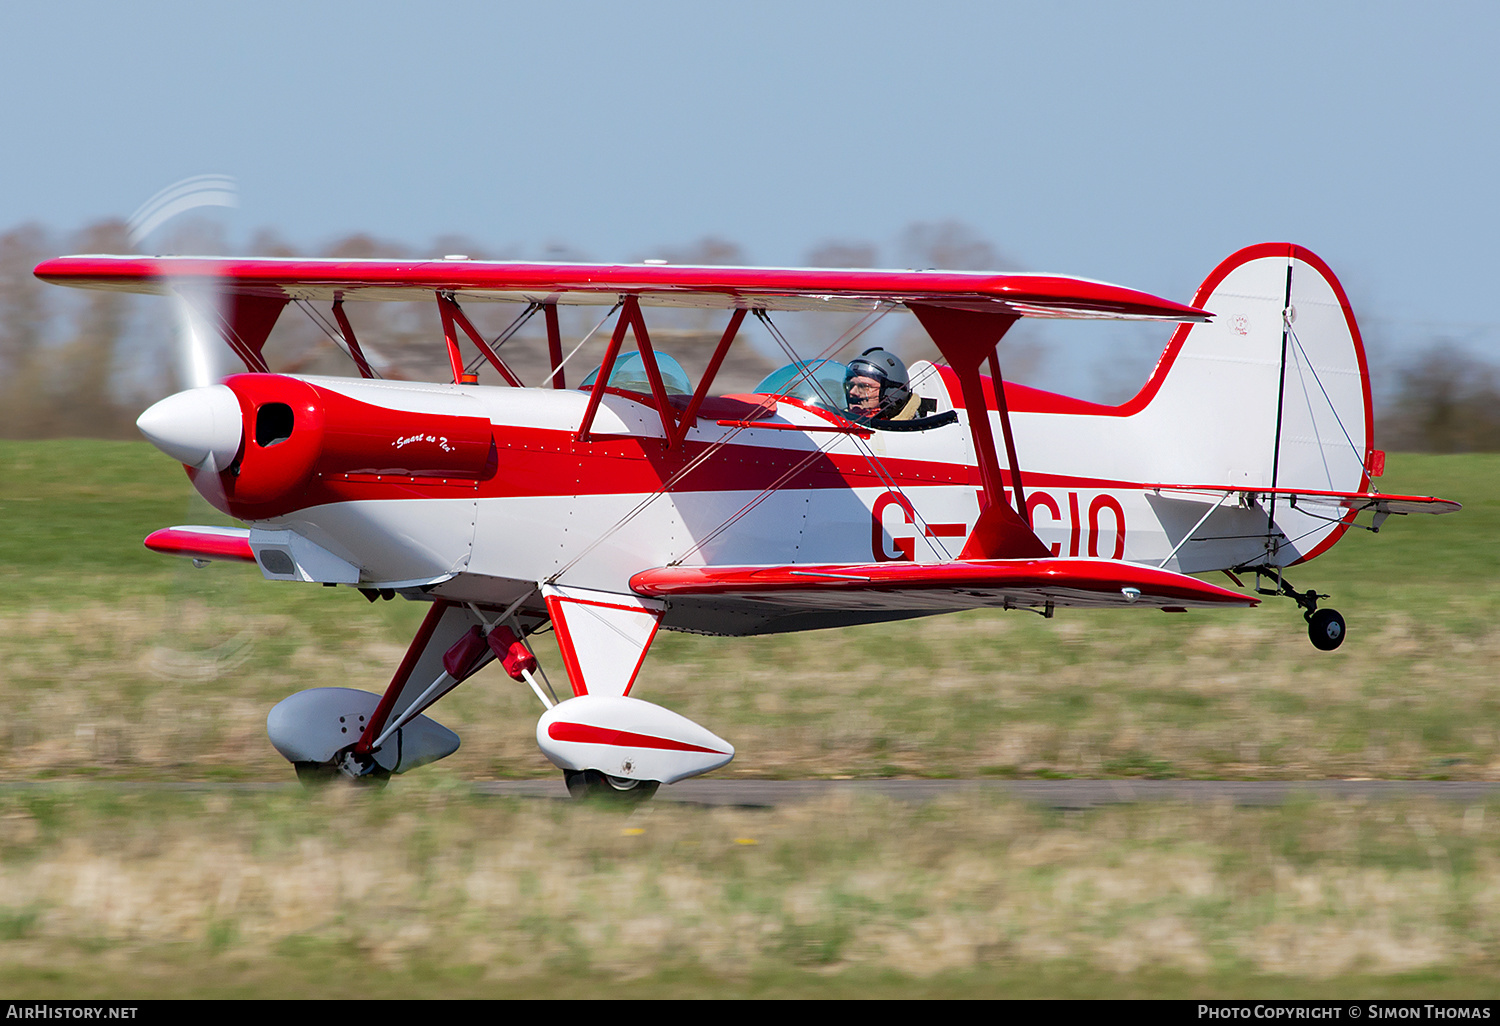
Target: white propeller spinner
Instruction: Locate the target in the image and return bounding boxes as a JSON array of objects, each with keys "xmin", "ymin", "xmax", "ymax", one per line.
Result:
[{"xmin": 136, "ymin": 384, "xmax": 242, "ymax": 471}]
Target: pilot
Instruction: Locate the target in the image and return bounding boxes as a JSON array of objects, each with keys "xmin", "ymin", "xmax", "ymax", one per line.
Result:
[{"xmin": 844, "ymin": 347, "xmax": 920, "ymax": 421}]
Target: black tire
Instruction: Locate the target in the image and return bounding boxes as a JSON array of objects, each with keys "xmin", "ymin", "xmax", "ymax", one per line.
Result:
[
  {"xmin": 293, "ymin": 761, "xmax": 391, "ymax": 790},
  {"xmin": 294, "ymin": 761, "xmax": 338, "ymax": 787},
  {"xmin": 564, "ymin": 769, "xmax": 660, "ymax": 803},
  {"xmin": 1308, "ymin": 608, "xmax": 1346, "ymax": 651}
]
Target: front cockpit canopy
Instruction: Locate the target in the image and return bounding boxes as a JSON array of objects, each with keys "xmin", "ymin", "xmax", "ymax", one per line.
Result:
[
  {"xmin": 578, "ymin": 351, "xmax": 693, "ymax": 396},
  {"xmin": 751, "ymin": 359, "xmax": 847, "ymax": 410}
]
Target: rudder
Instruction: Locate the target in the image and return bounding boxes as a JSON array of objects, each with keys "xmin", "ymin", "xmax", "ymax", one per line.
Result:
[{"xmin": 1127, "ymin": 244, "xmax": 1374, "ymax": 565}]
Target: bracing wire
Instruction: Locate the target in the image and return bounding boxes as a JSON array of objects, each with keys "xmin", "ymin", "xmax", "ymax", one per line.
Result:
[
  {"xmin": 463, "ymin": 301, "xmax": 541, "ymax": 375},
  {"xmin": 667, "ymin": 431, "xmax": 851, "ymax": 565},
  {"xmin": 546, "ymin": 417, "xmax": 760, "ymax": 582},
  {"xmin": 538, "ymin": 302, "xmax": 622, "ymax": 387},
  {"xmin": 1285, "ymin": 323, "xmax": 1368, "ymax": 478},
  {"xmin": 756, "ymin": 307, "xmax": 960, "ymax": 560},
  {"xmin": 549, "ymin": 305, "xmax": 896, "ymax": 581},
  {"xmin": 294, "ymin": 299, "xmax": 383, "ymax": 378}
]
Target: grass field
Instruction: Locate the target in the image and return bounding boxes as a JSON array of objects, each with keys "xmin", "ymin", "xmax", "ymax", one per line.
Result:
[
  {"xmin": 2, "ymin": 442, "xmax": 1496, "ymax": 784},
  {"xmin": 2, "ymin": 441, "xmax": 1498, "ymax": 996},
  {"xmin": 3, "ymin": 786, "xmax": 1500, "ymax": 998}
]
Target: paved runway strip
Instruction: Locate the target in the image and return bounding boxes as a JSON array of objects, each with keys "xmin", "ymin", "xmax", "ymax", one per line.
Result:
[
  {"xmin": 4, "ymin": 779, "xmax": 1496, "ymax": 805},
  {"xmin": 473, "ymin": 778, "xmax": 1500, "ymax": 806}
]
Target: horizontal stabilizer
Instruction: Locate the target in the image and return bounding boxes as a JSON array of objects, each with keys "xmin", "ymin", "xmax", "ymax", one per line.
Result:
[{"xmin": 1150, "ymin": 486, "xmax": 1461, "ymax": 516}]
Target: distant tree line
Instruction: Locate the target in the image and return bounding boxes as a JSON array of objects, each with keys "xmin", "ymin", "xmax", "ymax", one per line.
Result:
[
  {"xmin": 0, "ymin": 220, "xmax": 140, "ymax": 438},
  {"xmin": 1375, "ymin": 343, "xmax": 1500, "ymax": 452},
  {"xmin": 0, "ymin": 216, "xmax": 1493, "ymax": 451}
]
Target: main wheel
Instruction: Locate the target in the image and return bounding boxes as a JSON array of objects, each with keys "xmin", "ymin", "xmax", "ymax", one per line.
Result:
[
  {"xmin": 564, "ymin": 769, "xmax": 660, "ymax": 803},
  {"xmin": 293, "ymin": 761, "xmax": 391, "ymax": 790},
  {"xmin": 1307, "ymin": 608, "xmax": 1346, "ymax": 651}
]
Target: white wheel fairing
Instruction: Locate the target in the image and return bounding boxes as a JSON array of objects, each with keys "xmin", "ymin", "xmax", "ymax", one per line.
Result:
[
  {"xmin": 537, "ymin": 695, "xmax": 734, "ymax": 784},
  {"xmin": 267, "ymin": 687, "xmax": 459, "ymax": 774}
]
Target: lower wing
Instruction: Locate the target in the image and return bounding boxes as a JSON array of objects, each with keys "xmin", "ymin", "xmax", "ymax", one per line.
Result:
[{"xmin": 631, "ymin": 557, "xmax": 1255, "ymax": 636}]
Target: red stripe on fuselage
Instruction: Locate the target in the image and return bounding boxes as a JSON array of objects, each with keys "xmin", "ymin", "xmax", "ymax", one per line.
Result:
[
  {"xmin": 242, "ymin": 422, "xmax": 1155, "ymax": 515},
  {"xmin": 209, "ymin": 375, "xmax": 1188, "ymax": 519}
]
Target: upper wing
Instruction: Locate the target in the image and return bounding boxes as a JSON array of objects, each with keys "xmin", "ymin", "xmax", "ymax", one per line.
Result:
[
  {"xmin": 35, "ymin": 255, "xmax": 1211, "ymax": 321},
  {"xmin": 631, "ymin": 557, "xmax": 1254, "ymax": 636}
]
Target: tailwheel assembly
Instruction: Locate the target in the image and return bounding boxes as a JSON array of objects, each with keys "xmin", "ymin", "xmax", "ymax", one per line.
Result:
[
  {"xmin": 1253, "ymin": 568, "xmax": 1345, "ymax": 651},
  {"xmin": 564, "ymin": 769, "xmax": 660, "ymax": 803}
]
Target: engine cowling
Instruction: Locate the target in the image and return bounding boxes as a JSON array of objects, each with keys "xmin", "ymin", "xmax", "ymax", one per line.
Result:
[{"xmin": 139, "ymin": 375, "xmax": 497, "ymax": 519}]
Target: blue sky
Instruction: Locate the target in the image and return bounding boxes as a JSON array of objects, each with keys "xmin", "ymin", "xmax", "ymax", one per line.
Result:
[{"xmin": 4, "ymin": 1, "xmax": 1496, "ymax": 393}]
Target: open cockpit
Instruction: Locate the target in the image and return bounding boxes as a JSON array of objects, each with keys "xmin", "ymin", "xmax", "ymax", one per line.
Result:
[{"xmin": 576, "ymin": 350, "xmax": 958, "ymax": 433}]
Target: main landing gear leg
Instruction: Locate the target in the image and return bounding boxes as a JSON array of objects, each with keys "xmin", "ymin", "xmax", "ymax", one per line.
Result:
[{"xmin": 1255, "ymin": 569, "xmax": 1345, "ymax": 651}]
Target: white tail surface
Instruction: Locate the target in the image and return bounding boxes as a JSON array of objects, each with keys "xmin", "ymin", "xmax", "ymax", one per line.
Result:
[{"xmin": 1122, "ymin": 244, "xmax": 1374, "ymax": 568}]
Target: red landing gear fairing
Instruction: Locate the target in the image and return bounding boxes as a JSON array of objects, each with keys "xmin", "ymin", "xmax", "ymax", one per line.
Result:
[{"xmin": 37, "ymin": 244, "xmax": 1459, "ymax": 797}]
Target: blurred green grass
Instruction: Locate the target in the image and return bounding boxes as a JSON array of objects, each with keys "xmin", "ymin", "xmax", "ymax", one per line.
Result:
[
  {"xmin": 2, "ymin": 442, "xmax": 1497, "ymax": 783},
  {"xmin": 3, "ymin": 785, "xmax": 1500, "ymax": 997},
  {"xmin": 5, "ymin": 442, "xmax": 1500, "ymax": 995}
]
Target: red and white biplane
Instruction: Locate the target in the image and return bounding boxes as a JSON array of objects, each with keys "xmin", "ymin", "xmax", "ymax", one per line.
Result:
[{"xmin": 35, "ymin": 243, "xmax": 1458, "ymax": 797}]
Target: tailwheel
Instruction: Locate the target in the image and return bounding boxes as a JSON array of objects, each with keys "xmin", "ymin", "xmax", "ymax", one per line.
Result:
[
  {"xmin": 1307, "ymin": 608, "xmax": 1346, "ymax": 651},
  {"xmin": 1253, "ymin": 568, "xmax": 1344, "ymax": 652},
  {"xmin": 564, "ymin": 769, "xmax": 660, "ymax": 803}
]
